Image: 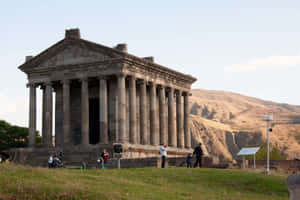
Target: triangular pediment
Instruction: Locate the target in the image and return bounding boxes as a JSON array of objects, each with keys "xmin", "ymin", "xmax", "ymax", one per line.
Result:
[
  {"xmin": 37, "ymin": 44, "xmax": 112, "ymax": 68},
  {"xmin": 19, "ymin": 39, "xmax": 123, "ymax": 72}
]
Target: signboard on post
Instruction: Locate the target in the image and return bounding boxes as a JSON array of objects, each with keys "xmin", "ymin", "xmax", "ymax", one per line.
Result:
[{"xmin": 237, "ymin": 147, "xmax": 260, "ymax": 169}]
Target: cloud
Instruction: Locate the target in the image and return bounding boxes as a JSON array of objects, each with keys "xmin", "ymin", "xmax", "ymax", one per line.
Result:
[{"xmin": 225, "ymin": 54, "xmax": 300, "ymax": 72}]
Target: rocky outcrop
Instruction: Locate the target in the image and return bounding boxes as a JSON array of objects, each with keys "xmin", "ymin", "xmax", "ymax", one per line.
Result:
[{"xmin": 190, "ymin": 89, "xmax": 300, "ymax": 161}]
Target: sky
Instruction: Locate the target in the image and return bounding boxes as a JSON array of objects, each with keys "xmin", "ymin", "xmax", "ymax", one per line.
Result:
[{"xmin": 1, "ymin": 0, "xmax": 300, "ymax": 130}]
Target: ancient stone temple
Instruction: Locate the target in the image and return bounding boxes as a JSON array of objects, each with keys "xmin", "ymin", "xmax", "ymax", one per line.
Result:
[{"xmin": 17, "ymin": 29, "xmax": 196, "ymax": 165}]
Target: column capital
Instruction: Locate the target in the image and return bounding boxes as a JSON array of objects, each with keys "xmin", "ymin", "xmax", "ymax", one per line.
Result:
[
  {"xmin": 44, "ymin": 81, "xmax": 53, "ymax": 86},
  {"xmin": 129, "ymin": 74, "xmax": 136, "ymax": 80},
  {"xmin": 157, "ymin": 84, "xmax": 165, "ymax": 89},
  {"xmin": 98, "ymin": 75, "xmax": 108, "ymax": 80},
  {"xmin": 116, "ymin": 72, "xmax": 127, "ymax": 78},
  {"xmin": 148, "ymin": 81, "xmax": 156, "ymax": 87},
  {"xmin": 61, "ymin": 79, "xmax": 71, "ymax": 85},
  {"xmin": 79, "ymin": 76, "xmax": 88, "ymax": 82},
  {"xmin": 182, "ymin": 91, "xmax": 191, "ymax": 96},
  {"xmin": 166, "ymin": 87, "xmax": 174, "ymax": 93},
  {"xmin": 176, "ymin": 89, "xmax": 182, "ymax": 95},
  {"xmin": 137, "ymin": 79, "xmax": 145, "ymax": 85},
  {"xmin": 27, "ymin": 82, "xmax": 38, "ymax": 88}
]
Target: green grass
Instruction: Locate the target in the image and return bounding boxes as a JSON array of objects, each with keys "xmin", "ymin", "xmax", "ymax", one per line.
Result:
[{"xmin": 0, "ymin": 163, "xmax": 288, "ymax": 200}]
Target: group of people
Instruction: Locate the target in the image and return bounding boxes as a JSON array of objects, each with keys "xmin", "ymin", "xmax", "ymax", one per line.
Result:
[
  {"xmin": 47, "ymin": 143, "xmax": 203, "ymax": 169},
  {"xmin": 160, "ymin": 142, "xmax": 204, "ymax": 168},
  {"xmin": 48, "ymin": 151, "xmax": 63, "ymax": 168}
]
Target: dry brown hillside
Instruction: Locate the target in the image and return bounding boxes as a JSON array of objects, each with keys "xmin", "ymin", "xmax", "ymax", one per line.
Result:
[{"xmin": 190, "ymin": 89, "xmax": 300, "ymax": 161}]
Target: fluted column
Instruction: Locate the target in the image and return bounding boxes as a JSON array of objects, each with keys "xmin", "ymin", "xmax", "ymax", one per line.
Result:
[
  {"xmin": 177, "ymin": 90, "xmax": 184, "ymax": 148},
  {"xmin": 45, "ymin": 82, "xmax": 53, "ymax": 147},
  {"xmin": 81, "ymin": 77, "xmax": 89, "ymax": 145},
  {"xmin": 139, "ymin": 80, "xmax": 147, "ymax": 144},
  {"xmin": 150, "ymin": 82, "xmax": 158, "ymax": 145},
  {"xmin": 159, "ymin": 86, "xmax": 167, "ymax": 145},
  {"xmin": 168, "ymin": 87, "xmax": 176, "ymax": 147},
  {"xmin": 28, "ymin": 83, "xmax": 36, "ymax": 147},
  {"xmin": 118, "ymin": 74, "xmax": 127, "ymax": 143},
  {"xmin": 99, "ymin": 76, "xmax": 108, "ymax": 144},
  {"xmin": 129, "ymin": 76, "xmax": 137, "ymax": 144},
  {"xmin": 184, "ymin": 92, "xmax": 191, "ymax": 148},
  {"xmin": 62, "ymin": 79, "xmax": 71, "ymax": 145},
  {"xmin": 42, "ymin": 86, "xmax": 46, "ymax": 146}
]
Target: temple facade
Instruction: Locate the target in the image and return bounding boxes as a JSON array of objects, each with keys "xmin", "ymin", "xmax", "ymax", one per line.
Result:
[{"xmin": 19, "ymin": 29, "xmax": 197, "ymax": 158}]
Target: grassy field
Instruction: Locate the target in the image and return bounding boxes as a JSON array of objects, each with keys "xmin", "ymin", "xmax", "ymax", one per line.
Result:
[{"xmin": 0, "ymin": 163, "xmax": 288, "ymax": 200}]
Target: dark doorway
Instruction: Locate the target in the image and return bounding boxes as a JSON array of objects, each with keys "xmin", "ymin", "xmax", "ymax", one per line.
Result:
[{"xmin": 89, "ymin": 98, "xmax": 99, "ymax": 144}]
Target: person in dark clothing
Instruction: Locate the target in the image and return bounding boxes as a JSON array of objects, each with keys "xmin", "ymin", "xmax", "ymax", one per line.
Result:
[
  {"xmin": 193, "ymin": 143, "xmax": 203, "ymax": 168},
  {"xmin": 186, "ymin": 154, "xmax": 192, "ymax": 168},
  {"xmin": 58, "ymin": 150, "xmax": 63, "ymax": 162}
]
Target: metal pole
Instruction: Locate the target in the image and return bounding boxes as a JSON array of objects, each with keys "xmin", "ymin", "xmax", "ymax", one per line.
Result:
[
  {"xmin": 243, "ymin": 156, "xmax": 245, "ymax": 169},
  {"xmin": 266, "ymin": 120, "xmax": 270, "ymax": 174},
  {"xmin": 253, "ymin": 154, "xmax": 255, "ymax": 169}
]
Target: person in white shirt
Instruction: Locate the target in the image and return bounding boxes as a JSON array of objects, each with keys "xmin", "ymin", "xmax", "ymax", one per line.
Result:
[
  {"xmin": 48, "ymin": 154, "xmax": 53, "ymax": 168},
  {"xmin": 160, "ymin": 144, "xmax": 167, "ymax": 168}
]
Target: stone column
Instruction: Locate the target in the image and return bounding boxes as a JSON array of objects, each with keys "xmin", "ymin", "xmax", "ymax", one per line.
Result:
[
  {"xmin": 177, "ymin": 90, "xmax": 184, "ymax": 148},
  {"xmin": 99, "ymin": 76, "xmax": 108, "ymax": 144},
  {"xmin": 168, "ymin": 87, "xmax": 176, "ymax": 147},
  {"xmin": 45, "ymin": 82, "xmax": 53, "ymax": 147},
  {"xmin": 129, "ymin": 76, "xmax": 137, "ymax": 144},
  {"xmin": 184, "ymin": 92, "xmax": 191, "ymax": 148},
  {"xmin": 150, "ymin": 82, "xmax": 158, "ymax": 145},
  {"xmin": 139, "ymin": 80, "xmax": 147, "ymax": 145},
  {"xmin": 62, "ymin": 79, "xmax": 71, "ymax": 145},
  {"xmin": 159, "ymin": 86, "xmax": 167, "ymax": 145},
  {"xmin": 55, "ymin": 86, "xmax": 63, "ymax": 147},
  {"xmin": 81, "ymin": 77, "xmax": 89, "ymax": 145},
  {"xmin": 28, "ymin": 83, "xmax": 36, "ymax": 147},
  {"xmin": 41, "ymin": 86, "xmax": 47, "ymax": 146},
  {"xmin": 118, "ymin": 74, "xmax": 127, "ymax": 143}
]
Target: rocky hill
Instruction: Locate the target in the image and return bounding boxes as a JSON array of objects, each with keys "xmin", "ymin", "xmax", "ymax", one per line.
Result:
[{"xmin": 190, "ymin": 89, "xmax": 300, "ymax": 161}]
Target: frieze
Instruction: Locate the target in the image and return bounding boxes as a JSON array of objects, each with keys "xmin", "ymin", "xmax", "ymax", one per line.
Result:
[{"xmin": 125, "ymin": 64, "xmax": 190, "ymax": 89}]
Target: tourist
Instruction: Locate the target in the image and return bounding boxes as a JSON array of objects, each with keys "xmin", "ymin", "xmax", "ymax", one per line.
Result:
[
  {"xmin": 193, "ymin": 142, "xmax": 203, "ymax": 168},
  {"xmin": 58, "ymin": 150, "xmax": 63, "ymax": 162},
  {"xmin": 160, "ymin": 144, "xmax": 167, "ymax": 168},
  {"xmin": 186, "ymin": 153, "xmax": 192, "ymax": 168},
  {"xmin": 0, "ymin": 155, "xmax": 2, "ymax": 164},
  {"xmin": 100, "ymin": 149, "xmax": 109, "ymax": 168},
  {"xmin": 54, "ymin": 153, "xmax": 63, "ymax": 168},
  {"xmin": 48, "ymin": 154, "xmax": 54, "ymax": 168}
]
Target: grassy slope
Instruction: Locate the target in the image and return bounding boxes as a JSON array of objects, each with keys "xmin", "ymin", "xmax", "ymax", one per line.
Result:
[{"xmin": 0, "ymin": 164, "xmax": 288, "ymax": 200}]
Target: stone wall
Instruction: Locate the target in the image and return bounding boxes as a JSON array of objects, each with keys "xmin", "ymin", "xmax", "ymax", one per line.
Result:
[{"xmin": 238, "ymin": 160, "xmax": 300, "ymax": 172}]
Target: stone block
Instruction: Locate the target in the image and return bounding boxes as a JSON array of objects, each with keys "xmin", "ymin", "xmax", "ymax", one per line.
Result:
[{"xmin": 287, "ymin": 174, "xmax": 300, "ymax": 200}]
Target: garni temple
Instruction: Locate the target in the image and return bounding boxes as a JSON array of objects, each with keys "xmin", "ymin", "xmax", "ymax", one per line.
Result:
[{"xmin": 16, "ymin": 29, "xmax": 197, "ymax": 166}]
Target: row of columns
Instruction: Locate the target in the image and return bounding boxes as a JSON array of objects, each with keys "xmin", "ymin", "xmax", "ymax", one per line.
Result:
[{"xmin": 27, "ymin": 74, "xmax": 191, "ymax": 148}]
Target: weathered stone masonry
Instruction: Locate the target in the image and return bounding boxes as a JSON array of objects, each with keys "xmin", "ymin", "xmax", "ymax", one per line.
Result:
[{"xmin": 19, "ymin": 29, "xmax": 197, "ymax": 156}]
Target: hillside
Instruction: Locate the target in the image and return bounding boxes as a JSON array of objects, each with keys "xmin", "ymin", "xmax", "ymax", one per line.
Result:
[
  {"xmin": 190, "ymin": 89, "xmax": 300, "ymax": 161},
  {"xmin": 0, "ymin": 164, "xmax": 288, "ymax": 200}
]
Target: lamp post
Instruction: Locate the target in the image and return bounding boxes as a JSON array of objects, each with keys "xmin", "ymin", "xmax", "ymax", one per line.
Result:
[{"xmin": 263, "ymin": 115, "xmax": 273, "ymax": 174}]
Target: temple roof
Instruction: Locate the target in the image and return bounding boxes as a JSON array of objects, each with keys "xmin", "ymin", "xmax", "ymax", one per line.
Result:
[{"xmin": 18, "ymin": 29, "xmax": 197, "ymax": 84}]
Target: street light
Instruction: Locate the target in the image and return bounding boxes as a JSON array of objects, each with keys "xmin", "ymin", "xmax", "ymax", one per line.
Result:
[{"xmin": 263, "ymin": 115, "xmax": 273, "ymax": 174}]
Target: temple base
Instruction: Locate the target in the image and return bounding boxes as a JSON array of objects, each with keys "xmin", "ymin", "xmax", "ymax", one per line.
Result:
[{"xmin": 6, "ymin": 144, "xmax": 193, "ymax": 168}]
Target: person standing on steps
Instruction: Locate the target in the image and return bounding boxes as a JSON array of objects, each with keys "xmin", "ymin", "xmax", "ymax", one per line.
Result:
[
  {"xmin": 48, "ymin": 154, "xmax": 54, "ymax": 168},
  {"xmin": 193, "ymin": 142, "xmax": 203, "ymax": 168},
  {"xmin": 100, "ymin": 149, "xmax": 109, "ymax": 169},
  {"xmin": 160, "ymin": 144, "xmax": 167, "ymax": 168}
]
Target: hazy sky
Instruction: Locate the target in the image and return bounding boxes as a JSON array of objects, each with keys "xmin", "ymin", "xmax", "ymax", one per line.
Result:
[{"xmin": 1, "ymin": 0, "xmax": 300, "ymax": 129}]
